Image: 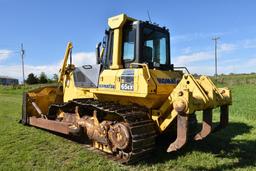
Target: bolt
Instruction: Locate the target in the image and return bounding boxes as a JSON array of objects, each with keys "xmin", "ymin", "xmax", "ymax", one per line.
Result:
[
  {"xmin": 168, "ymin": 96, "xmax": 172, "ymax": 101},
  {"xmin": 173, "ymin": 99, "xmax": 187, "ymax": 112},
  {"xmin": 178, "ymin": 91, "xmax": 183, "ymax": 96}
]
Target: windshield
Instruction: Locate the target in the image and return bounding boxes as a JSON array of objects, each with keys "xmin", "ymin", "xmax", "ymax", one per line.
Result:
[{"xmin": 143, "ymin": 27, "xmax": 167, "ymax": 65}]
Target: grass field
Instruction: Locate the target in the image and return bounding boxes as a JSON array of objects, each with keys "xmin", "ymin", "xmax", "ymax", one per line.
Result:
[{"xmin": 0, "ymin": 77, "xmax": 256, "ymax": 170}]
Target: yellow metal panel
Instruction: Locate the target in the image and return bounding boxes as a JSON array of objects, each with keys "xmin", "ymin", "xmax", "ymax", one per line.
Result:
[
  {"xmin": 63, "ymin": 72, "xmax": 95, "ymax": 102},
  {"xmin": 108, "ymin": 14, "xmax": 126, "ymax": 29},
  {"xmin": 152, "ymin": 74, "xmax": 232, "ymax": 132},
  {"xmin": 94, "ymin": 69, "xmax": 149, "ymax": 97},
  {"xmin": 110, "ymin": 29, "xmax": 123, "ymax": 69},
  {"xmin": 26, "ymin": 86, "xmax": 63, "ymax": 117},
  {"xmin": 108, "ymin": 14, "xmax": 135, "ymax": 69},
  {"xmin": 58, "ymin": 42, "xmax": 73, "ymax": 83},
  {"xmin": 159, "ymin": 110, "xmax": 178, "ymax": 131},
  {"xmin": 108, "ymin": 14, "xmax": 135, "ymax": 29},
  {"xmin": 150, "ymin": 69, "xmax": 182, "ymax": 94}
]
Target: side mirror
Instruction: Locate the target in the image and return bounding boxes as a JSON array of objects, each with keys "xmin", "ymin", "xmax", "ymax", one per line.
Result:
[
  {"xmin": 102, "ymin": 36, "xmax": 107, "ymax": 48},
  {"xmin": 95, "ymin": 42, "xmax": 101, "ymax": 64}
]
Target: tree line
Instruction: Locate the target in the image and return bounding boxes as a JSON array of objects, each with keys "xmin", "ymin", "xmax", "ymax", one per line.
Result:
[{"xmin": 26, "ymin": 72, "xmax": 58, "ymax": 84}]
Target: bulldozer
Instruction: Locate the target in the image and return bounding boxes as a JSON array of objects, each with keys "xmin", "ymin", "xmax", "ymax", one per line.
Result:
[{"xmin": 21, "ymin": 14, "xmax": 232, "ymax": 163}]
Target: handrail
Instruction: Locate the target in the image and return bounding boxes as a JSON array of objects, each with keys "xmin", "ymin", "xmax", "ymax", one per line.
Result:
[
  {"xmin": 174, "ymin": 66, "xmax": 190, "ymax": 74},
  {"xmin": 130, "ymin": 63, "xmax": 151, "ymax": 81}
]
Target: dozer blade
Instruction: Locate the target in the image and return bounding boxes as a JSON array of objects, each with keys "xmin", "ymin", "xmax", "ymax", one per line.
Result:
[
  {"xmin": 194, "ymin": 108, "xmax": 212, "ymax": 141},
  {"xmin": 167, "ymin": 113, "xmax": 188, "ymax": 152},
  {"xmin": 213, "ymin": 105, "xmax": 229, "ymax": 132}
]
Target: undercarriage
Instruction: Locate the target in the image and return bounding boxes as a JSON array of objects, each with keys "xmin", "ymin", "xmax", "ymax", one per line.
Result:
[{"xmin": 22, "ymin": 97, "xmax": 157, "ymax": 164}]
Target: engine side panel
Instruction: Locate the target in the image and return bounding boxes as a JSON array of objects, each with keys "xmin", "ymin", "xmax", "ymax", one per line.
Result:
[
  {"xmin": 62, "ymin": 67, "xmax": 183, "ymax": 108},
  {"xmin": 73, "ymin": 64, "xmax": 101, "ymax": 88}
]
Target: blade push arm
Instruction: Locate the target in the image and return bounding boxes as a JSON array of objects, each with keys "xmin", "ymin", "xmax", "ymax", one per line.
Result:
[{"xmin": 58, "ymin": 42, "xmax": 73, "ymax": 83}]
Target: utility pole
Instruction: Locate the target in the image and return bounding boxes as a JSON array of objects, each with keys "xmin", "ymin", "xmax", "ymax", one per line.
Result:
[
  {"xmin": 212, "ymin": 37, "xmax": 220, "ymax": 80},
  {"xmin": 21, "ymin": 43, "xmax": 25, "ymax": 86}
]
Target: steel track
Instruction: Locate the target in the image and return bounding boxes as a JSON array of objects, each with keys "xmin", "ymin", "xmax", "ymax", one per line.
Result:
[{"xmin": 48, "ymin": 99, "xmax": 157, "ymax": 164}]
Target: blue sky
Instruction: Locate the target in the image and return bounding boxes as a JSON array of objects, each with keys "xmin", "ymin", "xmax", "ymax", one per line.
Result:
[{"xmin": 0, "ymin": 0, "xmax": 256, "ymax": 81}]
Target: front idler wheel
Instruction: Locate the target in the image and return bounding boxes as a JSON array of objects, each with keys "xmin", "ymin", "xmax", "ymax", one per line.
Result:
[{"xmin": 108, "ymin": 123, "xmax": 130, "ymax": 151}]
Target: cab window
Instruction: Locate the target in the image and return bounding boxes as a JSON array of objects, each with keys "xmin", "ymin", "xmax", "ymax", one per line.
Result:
[
  {"xmin": 143, "ymin": 27, "xmax": 167, "ymax": 65},
  {"xmin": 123, "ymin": 26, "xmax": 136, "ymax": 61}
]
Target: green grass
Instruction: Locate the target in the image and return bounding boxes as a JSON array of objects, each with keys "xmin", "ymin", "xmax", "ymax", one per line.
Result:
[{"xmin": 0, "ymin": 83, "xmax": 256, "ymax": 170}]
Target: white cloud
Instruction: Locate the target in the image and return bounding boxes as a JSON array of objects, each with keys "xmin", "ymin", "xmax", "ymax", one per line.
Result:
[
  {"xmin": 0, "ymin": 51, "xmax": 95, "ymax": 82},
  {"xmin": 172, "ymin": 39, "xmax": 252, "ymax": 74},
  {"xmin": 218, "ymin": 58, "xmax": 256, "ymax": 74},
  {"xmin": 187, "ymin": 65, "xmax": 214, "ymax": 75},
  {"xmin": 218, "ymin": 38, "xmax": 256, "ymax": 51},
  {"xmin": 0, "ymin": 49, "xmax": 13, "ymax": 61},
  {"xmin": 215, "ymin": 38, "xmax": 256, "ymax": 52},
  {"xmin": 175, "ymin": 43, "xmax": 236, "ymax": 65},
  {"xmin": 219, "ymin": 43, "xmax": 236, "ymax": 52},
  {"xmin": 245, "ymin": 57, "xmax": 256, "ymax": 67},
  {"xmin": 178, "ymin": 56, "xmax": 256, "ymax": 75},
  {"xmin": 242, "ymin": 38, "xmax": 256, "ymax": 49},
  {"xmin": 178, "ymin": 60, "xmax": 256, "ymax": 75},
  {"xmin": 171, "ymin": 31, "xmax": 256, "ymax": 75},
  {"xmin": 180, "ymin": 47, "xmax": 192, "ymax": 54},
  {"xmin": 174, "ymin": 49, "xmax": 256, "ymax": 75},
  {"xmin": 171, "ymin": 31, "xmax": 228, "ymax": 43},
  {"xmin": 219, "ymin": 58, "xmax": 241, "ymax": 65},
  {"xmin": 0, "ymin": 64, "xmax": 58, "ymax": 81},
  {"xmin": 73, "ymin": 52, "xmax": 96, "ymax": 66},
  {"xmin": 174, "ymin": 51, "xmax": 213, "ymax": 66}
]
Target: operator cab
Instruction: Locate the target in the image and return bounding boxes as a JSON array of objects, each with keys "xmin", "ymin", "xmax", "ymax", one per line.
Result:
[
  {"xmin": 73, "ymin": 15, "xmax": 173, "ymax": 88},
  {"xmin": 100, "ymin": 20, "xmax": 173, "ymax": 70}
]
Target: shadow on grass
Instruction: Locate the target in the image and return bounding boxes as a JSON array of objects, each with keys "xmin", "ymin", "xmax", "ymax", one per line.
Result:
[
  {"xmin": 24, "ymin": 121, "xmax": 254, "ymax": 170},
  {"xmin": 142, "ymin": 122, "xmax": 255, "ymax": 170}
]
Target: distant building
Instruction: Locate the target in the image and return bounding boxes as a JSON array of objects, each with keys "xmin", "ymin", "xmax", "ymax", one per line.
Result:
[{"xmin": 0, "ymin": 76, "xmax": 19, "ymax": 85}]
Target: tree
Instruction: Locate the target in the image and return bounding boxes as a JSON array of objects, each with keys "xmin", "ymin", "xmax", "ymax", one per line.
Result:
[
  {"xmin": 26, "ymin": 73, "xmax": 38, "ymax": 84},
  {"xmin": 39, "ymin": 72, "xmax": 48, "ymax": 84},
  {"xmin": 52, "ymin": 74, "xmax": 58, "ymax": 82}
]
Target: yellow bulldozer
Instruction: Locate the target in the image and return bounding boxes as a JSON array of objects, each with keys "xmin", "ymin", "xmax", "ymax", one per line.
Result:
[{"xmin": 21, "ymin": 14, "xmax": 232, "ymax": 163}]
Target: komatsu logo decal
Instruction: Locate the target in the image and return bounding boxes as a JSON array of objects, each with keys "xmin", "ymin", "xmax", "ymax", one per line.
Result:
[
  {"xmin": 157, "ymin": 78, "xmax": 178, "ymax": 84},
  {"xmin": 98, "ymin": 84, "xmax": 115, "ymax": 89}
]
